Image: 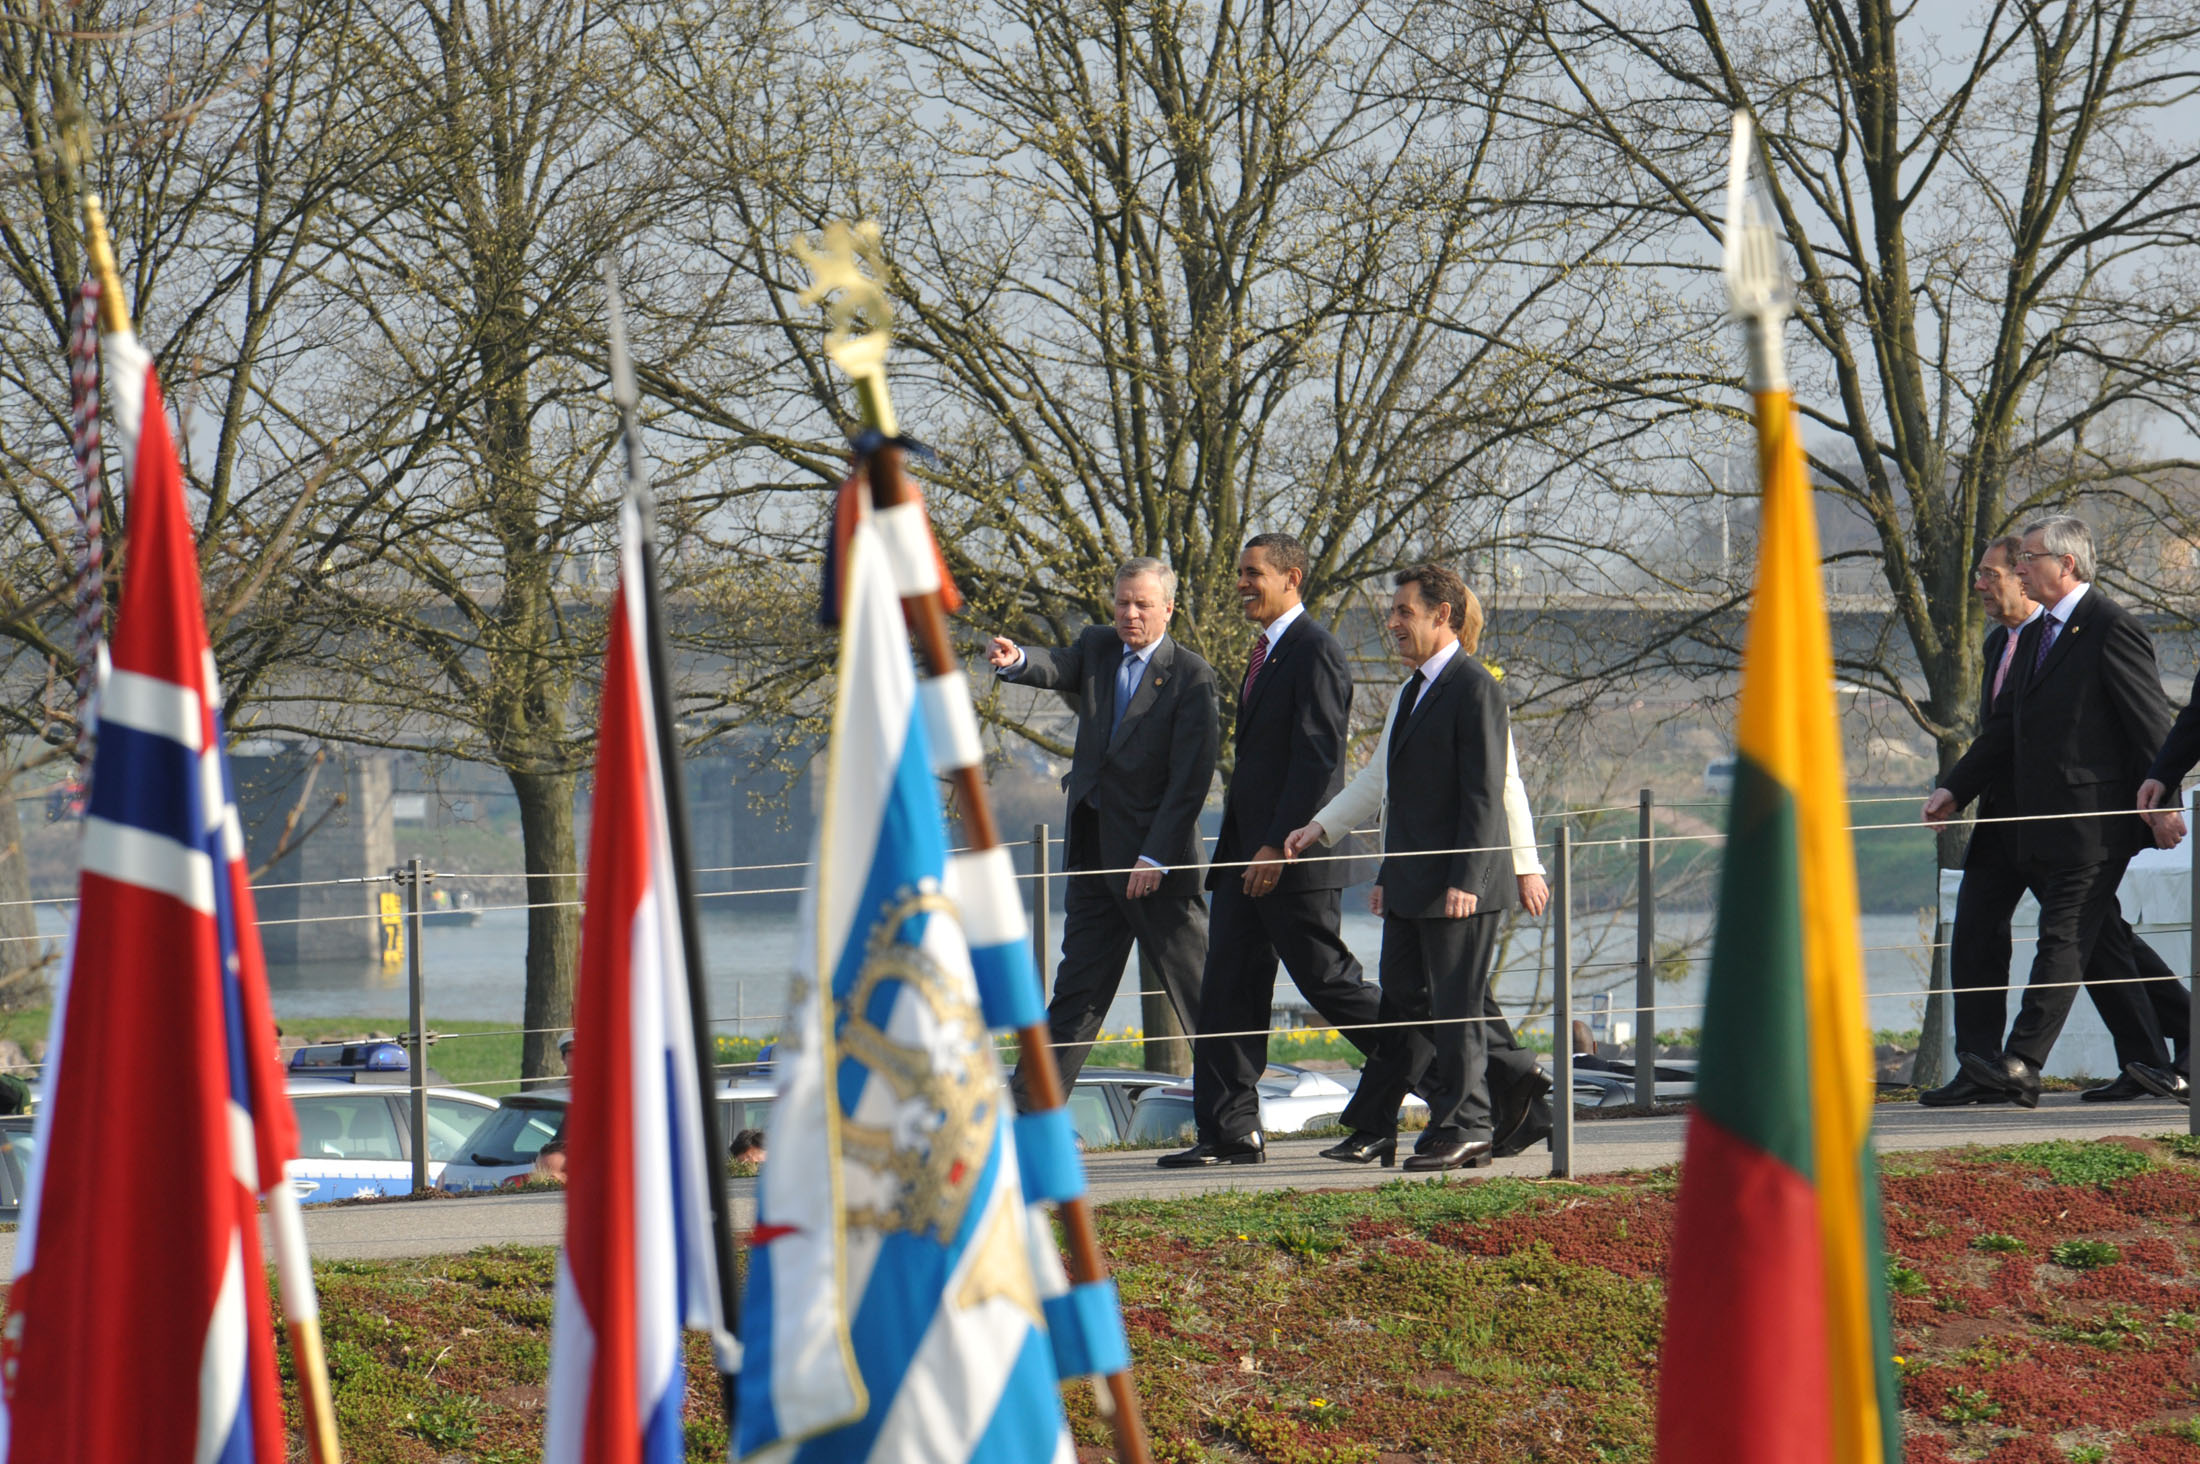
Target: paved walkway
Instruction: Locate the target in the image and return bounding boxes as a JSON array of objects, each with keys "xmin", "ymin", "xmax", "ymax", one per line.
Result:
[{"xmin": 0, "ymin": 1095, "xmax": 2186, "ymax": 1271}]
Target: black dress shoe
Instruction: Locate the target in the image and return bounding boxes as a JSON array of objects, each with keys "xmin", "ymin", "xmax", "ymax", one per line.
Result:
[
  {"xmin": 1491, "ymin": 1068, "xmax": 1554, "ymax": 1149},
  {"xmin": 2125, "ymin": 1062, "xmax": 2191, "ymax": 1104},
  {"xmin": 1157, "ymin": 1132, "xmax": 1265, "ymax": 1168},
  {"xmin": 1402, "ymin": 1138, "xmax": 1494, "ymax": 1172},
  {"xmin": 2078, "ymin": 1070, "xmax": 2152, "ymax": 1103},
  {"xmin": 1957, "ymin": 1050, "xmax": 2043, "ymax": 1110},
  {"xmin": 1918, "ymin": 1071, "xmax": 2013, "ymax": 1108},
  {"xmin": 1493, "ymin": 1097, "xmax": 1553, "ymax": 1159},
  {"xmin": 1317, "ymin": 1132, "xmax": 1397, "ymax": 1167}
]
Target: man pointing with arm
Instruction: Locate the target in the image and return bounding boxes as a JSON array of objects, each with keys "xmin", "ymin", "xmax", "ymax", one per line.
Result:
[{"xmin": 988, "ymin": 558, "xmax": 1219, "ymax": 1100}]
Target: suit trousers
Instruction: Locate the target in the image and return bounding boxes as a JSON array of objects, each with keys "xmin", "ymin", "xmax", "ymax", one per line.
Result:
[
  {"xmin": 1010, "ymin": 810, "xmax": 1207, "ymax": 1109},
  {"xmin": 1950, "ymin": 834, "xmax": 2190, "ymax": 1070},
  {"xmin": 1340, "ymin": 911, "xmax": 1503, "ymax": 1144},
  {"xmin": 1191, "ymin": 883, "xmax": 1381, "ymax": 1141},
  {"xmin": 1950, "ymin": 833, "xmax": 2027, "ymax": 1060},
  {"xmin": 2006, "ymin": 855, "xmax": 2170, "ymax": 1070},
  {"xmin": 1340, "ymin": 964, "xmax": 1539, "ymax": 1138}
]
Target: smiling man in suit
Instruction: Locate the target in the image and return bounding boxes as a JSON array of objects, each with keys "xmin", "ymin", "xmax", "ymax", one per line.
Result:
[
  {"xmin": 988, "ymin": 557, "xmax": 1219, "ymax": 1098},
  {"xmin": 1924, "ymin": 515, "xmax": 2184, "ymax": 1106},
  {"xmin": 1159, "ymin": 533, "xmax": 1388, "ymax": 1167}
]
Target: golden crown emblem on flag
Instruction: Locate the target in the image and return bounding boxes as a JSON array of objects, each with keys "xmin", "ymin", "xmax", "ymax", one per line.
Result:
[{"xmin": 837, "ymin": 889, "xmax": 995, "ymax": 1239}]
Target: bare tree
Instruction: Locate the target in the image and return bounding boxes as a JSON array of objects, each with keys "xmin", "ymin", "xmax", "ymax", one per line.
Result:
[
  {"xmin": 0, "ymin": 0, "xmax": 430, "ymax": 748},
  {"xmin": 1496, "ymin": 0, "xmax": 2200, "ymax": 807}
]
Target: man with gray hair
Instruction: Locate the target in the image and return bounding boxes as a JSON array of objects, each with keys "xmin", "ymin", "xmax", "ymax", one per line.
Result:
[
  {"xmin": 987, "ymin": 558, "xmax": 1219, "ymax": 1098},
  {"xmin": 1926, "ymin": 514, "xmax": 2186, "ymax": 1104}
]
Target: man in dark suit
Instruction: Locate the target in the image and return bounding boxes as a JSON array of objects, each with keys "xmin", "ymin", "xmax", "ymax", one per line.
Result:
[
  {"xmin": 1922, "ymin": 537, "xmax": 2038, "ymax": 1107},
  {"xmin": 1159, "ymin": 533, "xmax": 1387, "ymax": 1167},
  {"xmin": 1285, "ymin": 584, "xmax": 1554, "ymax": 1161},
  {"xmin": 987, "ymin": 558, "xmax": 1219, "ymax": 1097},
  {"xmin": 1925, "ymin": 515, "xmax": 2184, "ymax": 1105},
  {"xmin": 1284, "ymin": 564, "xmax": 1514, "ymax": 1170}
]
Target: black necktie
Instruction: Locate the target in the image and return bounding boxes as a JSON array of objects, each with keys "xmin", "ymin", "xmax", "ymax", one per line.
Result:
[{"xmin": 1390, "ymin": 672, "xmax": 1425, "ymax": 754}]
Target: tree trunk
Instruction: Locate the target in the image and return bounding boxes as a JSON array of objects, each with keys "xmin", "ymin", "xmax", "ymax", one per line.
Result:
[
  {"xmin": 1912, "ymin": 736, "xmax": 1972, "ymax": 1091},
  {"xmin": 511, "ymin": 768, "xmax": 579, "ymax": 1084},
  {"xmin": 0, "ymin": 780, "xmax": 48, "ymax": 1011}
]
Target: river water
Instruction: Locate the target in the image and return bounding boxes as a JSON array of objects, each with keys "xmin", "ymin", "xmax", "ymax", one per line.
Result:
[{"xmin": 34, "ymin": 899, "xmax": 1944, "ymax": 1045}]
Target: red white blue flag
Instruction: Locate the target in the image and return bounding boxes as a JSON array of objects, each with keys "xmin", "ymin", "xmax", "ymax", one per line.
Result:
[
  {"xmin": 1, "ymin": 327, "xmax": 299, "ymax": 1462},
  {"xmin": 543, "ymin": 498, "xmax": 727, "ymax": 1464}
]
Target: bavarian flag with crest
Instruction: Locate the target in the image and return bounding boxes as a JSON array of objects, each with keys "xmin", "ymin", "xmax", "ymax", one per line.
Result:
[{"xmin": 734, "ymin": 481, "xmax": 1076, "ymax": 1462}]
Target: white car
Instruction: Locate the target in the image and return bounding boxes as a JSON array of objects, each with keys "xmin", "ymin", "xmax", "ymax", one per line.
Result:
[
  {"xmin": 287, "ymin": 1079, "xmax": 500, "ymax": 1204},
  {"xmin": 1123, "ymin": 1064, "xmax": 1426, "ymax": 1145},
  {"xmin": 436, "ymin": 1078, "xmax": 779, "ymax": 1193}
]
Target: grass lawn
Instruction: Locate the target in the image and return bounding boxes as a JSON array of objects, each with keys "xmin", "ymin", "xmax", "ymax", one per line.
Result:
[{"xmin": 31, "ymin": 1133, "xmax": 2181, "ymax": 1462}]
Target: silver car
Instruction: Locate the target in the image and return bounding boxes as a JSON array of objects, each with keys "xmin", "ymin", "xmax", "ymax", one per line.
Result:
[{"xmin": 436, "ymin": 1078, "xmax": 779, "ymax": 1193}]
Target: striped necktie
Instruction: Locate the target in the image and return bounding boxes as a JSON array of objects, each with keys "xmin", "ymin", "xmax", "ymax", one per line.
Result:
[{"xmin": 1243, "ymin": 633, "xmax": 1268, "ymax": 696}]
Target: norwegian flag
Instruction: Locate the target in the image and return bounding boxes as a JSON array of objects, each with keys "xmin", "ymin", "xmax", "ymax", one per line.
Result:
[
  {"xmin": 1, "ymin": 327, "xmax": 300, "ymax": 1463},
  {"xmin": 542, "ymin": 498, "xmax": 727, "ymax": 1464}
]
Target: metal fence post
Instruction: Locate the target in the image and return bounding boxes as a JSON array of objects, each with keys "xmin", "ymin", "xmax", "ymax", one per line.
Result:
[
  {"xmin": 1552, "ymin": 825, "xmax": 1574, "ymax": 1179},
  {"xmin": 396, "ymin": 856, "xmax": 432, "ymax": 1194},
  {"xmin": 1634, "ymin": 788, "xmax": 1656, "ymax": 1114},
  {"xmin": 2188, "ymin": 814, "xmax": 2199, "ymax": 1138},
  {"xmin": 1032, "ymin": 822, "xmax": 1051, "ymax": 1002}
]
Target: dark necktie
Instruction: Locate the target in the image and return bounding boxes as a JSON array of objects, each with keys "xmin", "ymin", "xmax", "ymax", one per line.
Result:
[
  {"xmin": 1390, "ymin": 671, "xmax": 1425, "ymax": 754},
  {"xmin": 1243, "ymin": 633, "xmax": 1268, "ymax": 696},
  {"xmin": 2032, "ymin": 613, "xmax": 2062, "ymax": 671}
]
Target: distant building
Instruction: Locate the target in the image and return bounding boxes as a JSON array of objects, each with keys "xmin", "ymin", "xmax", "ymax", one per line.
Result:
[{"xmin": 230, "ymin": 743, "xmax": 396, "ymax": 964}]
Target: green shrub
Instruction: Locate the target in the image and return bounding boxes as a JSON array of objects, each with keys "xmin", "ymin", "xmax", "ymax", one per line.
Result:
[{"xmin": 2049, "ymin": 1239, "xmax": 2121, "ymax": 1271}]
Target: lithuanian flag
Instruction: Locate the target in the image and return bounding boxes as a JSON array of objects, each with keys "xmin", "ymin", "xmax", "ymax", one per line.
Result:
[{"xmin": 1657, "ymin": 116, "xmax": 1901, "ymax": 1464}]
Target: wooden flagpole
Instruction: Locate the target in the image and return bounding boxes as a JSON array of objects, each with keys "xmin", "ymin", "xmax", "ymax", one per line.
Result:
[{"xmin": 797, "ymin": 222, "xmax": 1154, "ymax": 1464}]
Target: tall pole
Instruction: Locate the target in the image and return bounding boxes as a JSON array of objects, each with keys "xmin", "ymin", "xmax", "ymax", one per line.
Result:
[
  {"xmin": 1634, "ymin": 788, "xmax": 1656, "ymax": 1113},
  {"xmin": 400, "ymin": 857, "xmax": 431, "ymax": 1194},
  {"xmin": 2188, "ymin": 795, "xmax": 2199, "ymax": 1138},
  {"xmin": 1032, "ymin": 821, "xmax": 1051, "ymax": 1002},
  {"xmin": 603, "ymin": 258, "xmax": 745, "ymax": 1414},
  {"xmin": 1551, "ymin": 825, "xmax": 1574, "ymax": 1179}
]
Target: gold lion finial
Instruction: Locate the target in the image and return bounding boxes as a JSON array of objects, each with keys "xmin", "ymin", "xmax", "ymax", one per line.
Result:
[{"xmin": 792, "ymin": 221, "xmax": 898, "ymax": 437}]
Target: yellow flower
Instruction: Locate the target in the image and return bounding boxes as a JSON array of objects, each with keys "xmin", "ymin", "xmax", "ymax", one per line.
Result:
[
  {"xmin": 1237, "ymin": 1233, "xmax": 1249, "ymax": 1241},
  {"xmin": 1309, "ymin": 1398, "xmax": 1330, "ymax": 1409}
]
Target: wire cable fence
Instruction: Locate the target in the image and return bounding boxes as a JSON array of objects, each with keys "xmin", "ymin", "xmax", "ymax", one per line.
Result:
[{"xmin": 8, "ymin": 797, "xmax": 2195, "ymax": 1152}]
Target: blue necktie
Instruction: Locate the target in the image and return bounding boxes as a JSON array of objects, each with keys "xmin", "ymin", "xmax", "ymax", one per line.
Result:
[
  {"xmin": 1112, "ymin": 652, "xmax": 1145, "ymax": 738},
  {"xmin": 2032, "ymin": 613, "xmax": 2061, "ymax": 671}
]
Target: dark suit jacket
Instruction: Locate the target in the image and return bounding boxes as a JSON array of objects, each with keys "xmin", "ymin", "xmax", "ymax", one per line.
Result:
[
  {"xmin": 1943, "ymin": 588, "xmax": 2174, "ymax": 868},
  {"xmin": 1972, "ymin": 620, "xmax": 2024, "ymax": 815},
  {"xmin": 1377, "ymin": 651, "xmax": 1515, "ymax": 919},
  {"xmin": 2145, "ymin": 664, "xmax": 2200, "ymax": 791},
  {"xmin": 1210, "ymin": 612, "xmax": 1353, "ymax": 894},
  {"xmin": 1008, "ymin": 627, "xmax": 1218, "ymax": 897}
]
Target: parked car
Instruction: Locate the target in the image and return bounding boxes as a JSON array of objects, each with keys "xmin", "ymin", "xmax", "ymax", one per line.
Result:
[
  {"xmin": 1063, "ymin": 1067, "xmax": 1182, "ymax": 1148},
  {"xmin": 1124, "ymin": 1064, "xmax": 1426, "ymax": 1145},
  {"xmin": 1703, "ymin": 757, "xmax": 1737, "ymax": 798},
  {"xmin": 1567, "ymin": 1057, "xmax": 1697, "ymax": 1109},
  {"xmin": 436, "ymin": 1077, "xmax": 780, "ymax": 1193},
  {"xmin": 288, "ymin": 1040, "xmax": 446, "ymax": 1087},
  {"xmin": 287, "ymin": 1079, "xmax": 499, "ymax": 1204},
  {"xmin": 0, "ymin": 1114, "xmax": 33, "ymax": 1223}
]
